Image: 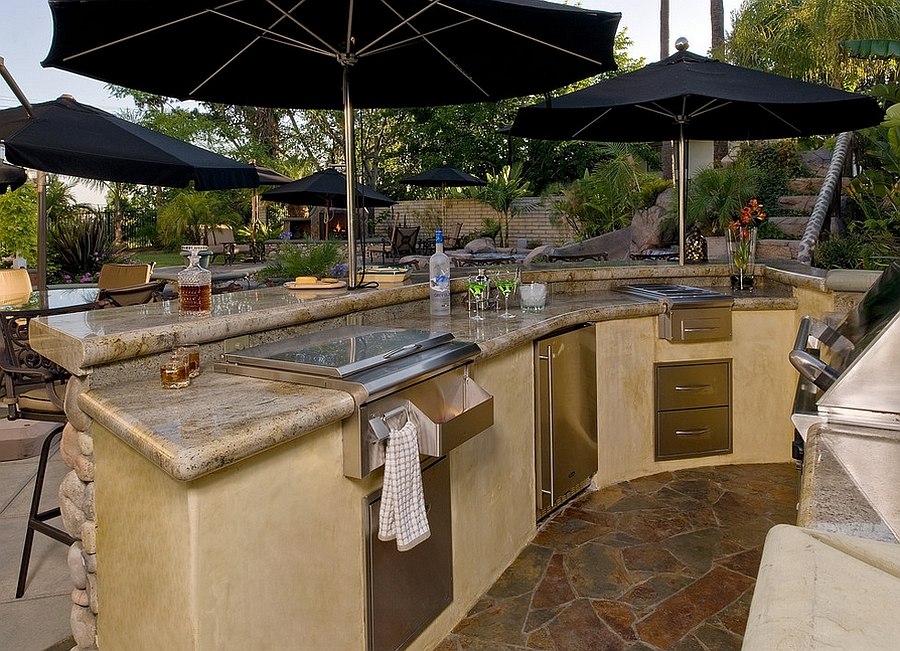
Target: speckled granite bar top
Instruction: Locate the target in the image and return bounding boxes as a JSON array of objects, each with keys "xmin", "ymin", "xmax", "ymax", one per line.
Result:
[
  {"xmin": 799, "ymin": 423, "xmax": 900, "ymax": 543},
  {"xmin": 79, "ymin": 370, "xmax": 356, "ymax": 481},
  {"xmin": 31, "ymin": 266, "xmax": 798, "ymax": 374}
]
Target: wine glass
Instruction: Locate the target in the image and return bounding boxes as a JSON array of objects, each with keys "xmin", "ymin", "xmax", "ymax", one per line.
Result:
[
  {"xmin": 466, "ymin": 275, "xmax": 487, "ymax": 321},
  {"xmin": 495, "ymin": 271, "xmax": 518, "ymax": 319}
]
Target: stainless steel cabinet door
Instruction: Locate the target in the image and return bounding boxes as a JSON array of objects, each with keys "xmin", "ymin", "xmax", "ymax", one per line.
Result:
[{"xmin": 535, "ymin": 324, "xmax": 598, "ymax": 517}]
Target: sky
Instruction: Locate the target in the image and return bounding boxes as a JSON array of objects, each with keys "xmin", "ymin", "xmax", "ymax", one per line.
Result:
[{"xmin": 1, "ymin": 0, "xmax": 743, "ymax": 112}]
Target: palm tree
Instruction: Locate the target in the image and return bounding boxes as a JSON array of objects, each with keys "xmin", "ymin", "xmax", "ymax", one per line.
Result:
[
  {"xmin": 710, "ymin": 0, "xmax": 725, "ymax": 52},
  {"xmin": 474, "ymin": 163, "xmax": 532, "ymax": 248},
  {"xmin": 727, "ymin": 0, "xmax": 900, "ymax": 90},
  {"xmin": 659, "ymin": 0, "xmax": 674, "ymax": 180},
  {"xmin": 711, "ymin": 0, "xmax": 727, "ymax": 164}
]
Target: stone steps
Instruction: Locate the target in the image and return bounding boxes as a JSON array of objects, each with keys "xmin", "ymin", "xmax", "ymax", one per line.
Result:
[{"xmin": 768, "ymin": 216, "xmax": 809, "ymax": 237}]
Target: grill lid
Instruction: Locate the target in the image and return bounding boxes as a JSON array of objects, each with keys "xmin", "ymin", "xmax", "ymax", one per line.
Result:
[{"xmin": 223, "ymin": 326, "xmax": 458, "ymax": 378}]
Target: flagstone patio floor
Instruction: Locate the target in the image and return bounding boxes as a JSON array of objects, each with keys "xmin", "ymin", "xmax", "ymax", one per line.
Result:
[{"xmin": 437, "ymin": 462, "xmax": 798, "ymax": 651}]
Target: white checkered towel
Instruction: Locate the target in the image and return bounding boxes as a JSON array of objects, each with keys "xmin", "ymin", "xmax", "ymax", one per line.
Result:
[{"xmin": 378, "ymin": 419, "xmax": 431, "ymax": 551}]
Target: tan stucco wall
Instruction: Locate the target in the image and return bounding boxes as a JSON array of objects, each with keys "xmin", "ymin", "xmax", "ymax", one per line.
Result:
[
  {"xmin": 95, "ymin": 420, "xmax": 378, "ymax": 651},
  {"xmin": 596, "ymin": 311, "xmax": 795, "ymax": 488}
]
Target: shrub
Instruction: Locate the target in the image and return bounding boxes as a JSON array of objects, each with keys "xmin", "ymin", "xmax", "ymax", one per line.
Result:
[
  {"xmin": 813, "ymin": 234, "xmax": 899, "ymax": 270},
  {"xmin": 256, "ymin": 240, "xmax": 343, "ymax": 281},
  {"xmin": 48, "ymin": 214, "xmax": 130, "ymax": 284}
]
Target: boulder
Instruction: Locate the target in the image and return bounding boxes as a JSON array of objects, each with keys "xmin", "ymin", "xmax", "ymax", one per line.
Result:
[{"xmin": 464, "ymin": 238, "xmax": 497, "ymax": 254}]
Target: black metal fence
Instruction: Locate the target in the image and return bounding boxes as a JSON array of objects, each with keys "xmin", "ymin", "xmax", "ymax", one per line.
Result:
[{"xmin": 57, "ymin": 208, "xmax": 158, "ymax": 249}]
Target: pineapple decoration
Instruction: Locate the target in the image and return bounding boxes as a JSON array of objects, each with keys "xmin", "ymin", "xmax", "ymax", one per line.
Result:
[{"xmin": 684, "ymin": 224, "xmax": 708, "ymax": 263}]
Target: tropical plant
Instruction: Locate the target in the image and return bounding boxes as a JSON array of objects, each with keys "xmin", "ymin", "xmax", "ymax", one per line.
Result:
[
  {"xmin": 0, "ymin": 182, "xmax": 38, "ymax": 264},
  {"xmin": 156, "ymin": 190, "xmax": 242, "ymax": 247},
  {"xmin": 48, "ymin": 213, "xmax": 131, "ymax": 284},
  {"xmin": 547, "ymin": 147, "xmax": 669, "ymax": 241},
  {"xmin": 470, "ymin": 163, "xmax": 532, "ymax": 248},
  {"xmin": 726, "ymin": 0, "xmax": 900, "ymax": 90},
  {"xmin": 257, "ymin": 240, "xmax": 343, "ymax": 281},
  {"xmin": 686, "ymin": 160, "xmax": 764, "ymax": 234}
]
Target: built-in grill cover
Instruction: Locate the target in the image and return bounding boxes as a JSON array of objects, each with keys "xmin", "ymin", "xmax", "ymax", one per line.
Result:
[
  {"xmin": 219, "ymin": 326, "xmax": 479, "ymax": 401},
  {"xmin": 617, "ymin": 284, "xmax": 734, "ymax": 341}
]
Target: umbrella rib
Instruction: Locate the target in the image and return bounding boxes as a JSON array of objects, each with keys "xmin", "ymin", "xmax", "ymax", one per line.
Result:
[
  {"xmin": 571, "ymin": 108, "xmax": 614, "ymax": 139},
  {"xmin": 362, "ymin": 0, "xmax": 490, "ymax": 96},
  {"xmin": 356, "ymin": 0, "xmax": 444, "ymax": 57},
  {"xmin": 438, "ymin": 2, "xmax": 607, "ymax": 67},
  {"xmin": 193, "ymin": 1, "xmax": 337, "ymax": 94},
  {"xmin": 57, "ymin": 4, "xmax": 231, "ymax": 62},
  {"xmin": 758, "ymin": 104, "xmax": 804, "ymax": 134}
]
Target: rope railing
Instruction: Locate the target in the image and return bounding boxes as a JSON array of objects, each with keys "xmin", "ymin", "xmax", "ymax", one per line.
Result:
[{"xmin": 797, "ymin": 131, "xmax": 852, "ymax": 264}]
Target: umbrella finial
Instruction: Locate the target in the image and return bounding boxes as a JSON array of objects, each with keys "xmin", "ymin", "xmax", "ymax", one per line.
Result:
[{"xmin": 675, "ymin": 37, "xmax": 689, "ymax": 52}]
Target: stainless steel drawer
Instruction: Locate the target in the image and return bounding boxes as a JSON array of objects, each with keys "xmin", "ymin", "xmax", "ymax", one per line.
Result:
[
  {"xmin": 656, "ymin": 361, "xmax": 730, "ymax": 411},
  {"xmin": 659, "ymin": 306, "xmax": 732, "ymax": 341},
  {"xmin": 656, "ymin": 406, "xmax": 732, "ymax": 460}
]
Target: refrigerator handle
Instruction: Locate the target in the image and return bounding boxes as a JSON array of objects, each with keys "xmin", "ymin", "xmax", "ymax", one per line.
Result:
[{"xmin": 543, "ymin": 344, "xmax": 554, "ymax": 498}]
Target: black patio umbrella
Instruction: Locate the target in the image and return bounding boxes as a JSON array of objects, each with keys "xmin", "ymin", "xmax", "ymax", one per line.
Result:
[
  {"xmin": 42, "ymin": 0, "xmax": 621, "ymax": 287},
  {"xmin": 401, "ymin": 164, "xmax": 486, "ymax": 227},
  {"xmin": 510, "ymin": 48, "xmax": 885, "ymax": 264},
  {"xmin": 262, "ymin": 168, "xmax": 396, "ymax": 208},
  {"xmin": 253, "ymin": 164, "xmax": 292, "ymax": 186},
  {"xmin": 0, "ymin": 161, "xmax": 27, "ymax": 194},
  {"xmin": 0, "ymin": 94, "xmax": 261, "ymax": 289},
  {"xmin": 0, "ymin": 96, "xmax": 260, "ymax": 190},
  {"xmin": 262, "ymin": 168, "xmax": 396, "ymax": 239}
]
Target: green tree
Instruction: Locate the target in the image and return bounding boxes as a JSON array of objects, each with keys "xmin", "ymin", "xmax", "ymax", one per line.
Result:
[
  {"xmin": 0, "ymin": 182, "xmax": 37, "ymax": 263},
  {"xmin": 472, "ymin": 163, "xmax": 531, "ymax": 247},
  {"xmin": 156, "ymin": 190, "xmax": 241, "ymax": 247},
  {"xmin": 726, "ymin": 0, "xmax": 900, "ymax": 90},
  {"xmin": 547, "ymin": 145, "xmax": 668, "ymax": 240}
]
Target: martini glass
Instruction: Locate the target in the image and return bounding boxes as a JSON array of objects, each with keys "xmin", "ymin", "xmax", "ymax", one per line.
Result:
[
  {"xmin": 466, "ymin": 275, "xmax": 487, "ymax": 321},
  {"xmin": 495, "ymin": 271, "xmax": 518, "ymax": 319}
]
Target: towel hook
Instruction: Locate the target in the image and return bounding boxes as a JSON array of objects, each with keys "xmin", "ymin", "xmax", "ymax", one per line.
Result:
[{"xmin": 368, "ymin": 405, "xmax": 408, "ymax": 443}]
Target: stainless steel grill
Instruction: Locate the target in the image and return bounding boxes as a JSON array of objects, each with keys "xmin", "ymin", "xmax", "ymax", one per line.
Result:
[
  {"xmin": 791, "ymin": 262, "xmax": 900, "ymax": 437},
  {"xmin": 617, "ymin": 284, "xmax": 734, "ymax": 341},
  {"xmin": 215, "ymin": 325, "xmax": 493, "ymax": 478}
]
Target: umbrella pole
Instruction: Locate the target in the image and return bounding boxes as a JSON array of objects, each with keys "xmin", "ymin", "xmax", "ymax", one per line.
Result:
[
  {"xmin": 676, "ymin": 125, "xmax": 688, "ymax": 266},
  {"xmin": 343, "ymin": 65, "xmax": 359, "ymax": 289},
  {"xmin": 37, "ymin": 170, "xmax": 47, "ymax": 291}
]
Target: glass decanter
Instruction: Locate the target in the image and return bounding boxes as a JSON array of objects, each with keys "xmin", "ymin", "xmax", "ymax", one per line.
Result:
[{"xmin": 178, "ymin": 249, "xmax": 212, "ymax": 315}]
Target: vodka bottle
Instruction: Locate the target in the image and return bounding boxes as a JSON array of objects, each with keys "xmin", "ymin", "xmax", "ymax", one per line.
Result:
[{"xmin": 429, "ymin": 227, "xmax": 451, "ymax": 316}]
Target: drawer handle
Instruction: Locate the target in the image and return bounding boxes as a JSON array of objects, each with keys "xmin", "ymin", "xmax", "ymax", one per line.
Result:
[
  {"xmin": 675, "ymin": 428, "xmax": 709, "ymax": 436},
  {"xmin": 683, "ymin": 326, "xmax": 719, "ymax": 332},
  {"xmin": 674, "ymin": 384, "xmax": 711, "ymax": 392}
]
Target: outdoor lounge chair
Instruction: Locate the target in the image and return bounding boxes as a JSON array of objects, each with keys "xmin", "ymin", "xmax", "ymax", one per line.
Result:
[
  {"xmin": 444, "ymin": 222, "xmax": 463, "ymax": 250},
  {"xmin": 0, "ymin": 268, "xmax": 34, "ymax": 306},
  {"xmin": 206, "ymin": 225, "xmax": 251, "ymax": 264},
  {"xmin": 97, "ymin": 263, "xmax": 152, "ymax": 289}
]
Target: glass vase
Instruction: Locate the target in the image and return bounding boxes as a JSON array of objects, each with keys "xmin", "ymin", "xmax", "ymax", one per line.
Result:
[{"xmin": 726, "ymin": 226, "xmax": 757, "ymax": 292}]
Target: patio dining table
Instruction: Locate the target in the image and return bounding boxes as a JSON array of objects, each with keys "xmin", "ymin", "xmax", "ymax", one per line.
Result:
[{"xmin": 0, "ymin": 286, "xmax": 99, "ymax": 311}]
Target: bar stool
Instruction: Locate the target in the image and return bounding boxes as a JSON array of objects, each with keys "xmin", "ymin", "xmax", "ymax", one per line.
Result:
[{"xmin": 0, "ymin": 303, "xmax": 93, "ymax": 597}]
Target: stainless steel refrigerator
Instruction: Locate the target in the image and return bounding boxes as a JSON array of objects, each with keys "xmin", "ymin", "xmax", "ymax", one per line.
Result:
[{"xmin": 534, "ymin": 323, "xmax": 598, "ymax": 519}]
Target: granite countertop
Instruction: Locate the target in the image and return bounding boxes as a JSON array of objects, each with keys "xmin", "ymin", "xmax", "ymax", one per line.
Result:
[
  {"xmin": 72, "ymin": 281, "xmax": 797, "ymax": 482},
  {"xmin": 744, "ymin": 420, "xmax": 900, "ymax": 650},
  {"xmin": 798, "ymin": 422, "xmax": 900, "ymax": 543},
  {"xmin": 31, "ymin": 264, "xmax": 799, "ymax": 374},
  {"xmin": 79, "ymin": 370, "xmax": 356, "ymax": 480}
]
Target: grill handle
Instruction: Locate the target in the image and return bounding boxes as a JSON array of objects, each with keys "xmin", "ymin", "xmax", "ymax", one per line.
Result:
[
  {"xmin": 382, "ymin": 342, "xmax": 423, "ymax": 359},
  {"xmin": 789, "ymin": 316, "xmax": 841, "ymax": 391}
]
